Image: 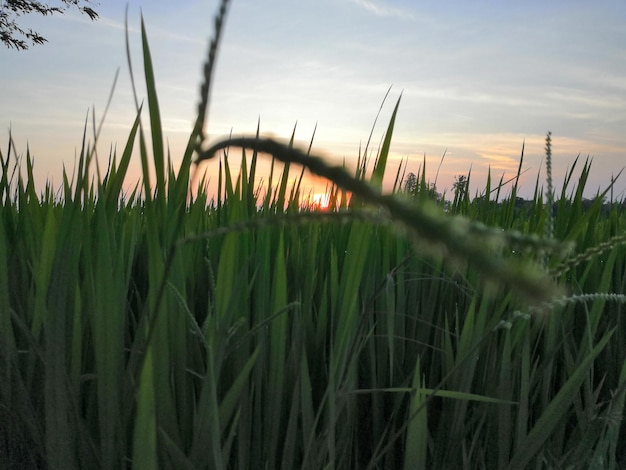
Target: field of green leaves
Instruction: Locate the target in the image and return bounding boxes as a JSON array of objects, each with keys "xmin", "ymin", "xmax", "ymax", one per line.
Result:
[{"xmin": 2, "ymin": 4, "xmax": 626, "ymax": 469}]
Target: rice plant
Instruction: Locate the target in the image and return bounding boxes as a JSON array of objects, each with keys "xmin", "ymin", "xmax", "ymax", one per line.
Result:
[{"xmin": 1, "ymin": 1, "xmax": 626, "ymax": 468}]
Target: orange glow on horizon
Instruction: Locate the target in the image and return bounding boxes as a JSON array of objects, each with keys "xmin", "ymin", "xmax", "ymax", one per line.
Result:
[{"xmin": 311, "ymin": 193, "xmax": 331, "ymax": 210}]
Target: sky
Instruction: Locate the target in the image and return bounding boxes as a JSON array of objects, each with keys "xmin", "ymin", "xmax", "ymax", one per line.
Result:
[{"xmin": 1, "ymin": 0, "xmax": 626, "ymax": 201}]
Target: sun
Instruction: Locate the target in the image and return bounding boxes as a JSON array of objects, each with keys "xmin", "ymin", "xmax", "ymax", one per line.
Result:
[{"xmin": 311, "ymin": 193, "xmax": 330, "ymax": 210}]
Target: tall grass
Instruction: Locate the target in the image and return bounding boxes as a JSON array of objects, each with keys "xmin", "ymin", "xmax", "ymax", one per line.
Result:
[{"xmin": 2, "ymin": 2, "xmax": 626, "ymax": 468}]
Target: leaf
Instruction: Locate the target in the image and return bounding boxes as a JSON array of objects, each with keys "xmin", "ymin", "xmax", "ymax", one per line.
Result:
[
  {"xmin": 507, "ymin": 328, "xmax": 614, "ymax": 470},
  {"xmin": 371, "ymin": 94, "xmax": 401, "ymax": 190}
]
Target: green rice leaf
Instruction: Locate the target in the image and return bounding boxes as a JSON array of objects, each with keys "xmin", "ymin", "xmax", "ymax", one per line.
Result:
[
  {"xmin": 507, "ymin": 328, "xmax": 614, "ymax": 470},
  {"xmin": 140, "ymin": 16, "xmax": 165, "ymax": 199},
  {"xmin": 371, "ymin": 94, "xmax": 401, "ymax": 190},
  {"xmin": 404, "ymin": 357, "xmax": 428, "ymax": 470},
  {"xmin": 218, "ymin": 347, "xmax": 259, "ymax": 429},
  {"xmin": 105, "ymin": 109, "xmax": 141, "ymax": 207},
  {"xmin": 133, "ymin": 347, "xmax": 158, "ymax": 470}
]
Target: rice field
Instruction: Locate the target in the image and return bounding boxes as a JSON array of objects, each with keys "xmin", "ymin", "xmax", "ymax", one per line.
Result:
[{"xmin": 1, "ymin": 3, "xmax": 626, "ymax": 469}]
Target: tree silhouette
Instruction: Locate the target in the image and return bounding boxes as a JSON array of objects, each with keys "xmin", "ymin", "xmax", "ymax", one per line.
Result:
[
  {"xmin": 1, "ymin": 0, "xmax": 98, "ymax": 51},
  {"xmin": 452, "ymin": 174, "xmax": 468, "ymax": 196},
  {"xmin": 403, "ymin": 172, "xmax": 417, "ymax": 194}
]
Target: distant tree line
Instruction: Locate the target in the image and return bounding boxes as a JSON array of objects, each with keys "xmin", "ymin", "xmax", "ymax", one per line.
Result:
[{"xmin": 401, "ymin": 172, "xmax": 624, "ymax": 214}]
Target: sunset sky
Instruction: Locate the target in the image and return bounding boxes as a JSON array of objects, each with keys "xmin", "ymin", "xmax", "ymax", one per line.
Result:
[{"xmin": 1, "ymin": 0, "xmax": 625, "ymax": 200}]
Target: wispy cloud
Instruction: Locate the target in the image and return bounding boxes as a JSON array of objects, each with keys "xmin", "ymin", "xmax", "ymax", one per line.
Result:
[{"xmin": 350, "ymin": 0, "xmax": 415, "ymax": 20}]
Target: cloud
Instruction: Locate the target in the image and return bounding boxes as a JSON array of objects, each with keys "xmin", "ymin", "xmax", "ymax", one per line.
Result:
[{"xmin": 350, "ymin": 0, "xmax": 415, "ymax": 20}]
